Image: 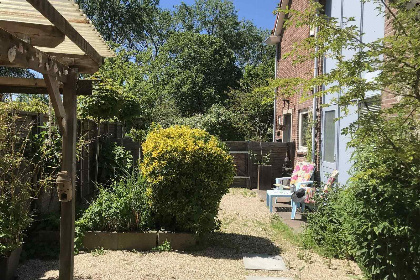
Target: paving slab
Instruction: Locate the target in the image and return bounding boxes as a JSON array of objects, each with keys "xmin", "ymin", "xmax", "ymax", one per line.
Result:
[
  {"xmin": 245, "ymin": 277, "xmax": 293, "ymax": 280},
  {"xmin": 243, "ymin": 254, "xmax": 287, "ymax": 271}
]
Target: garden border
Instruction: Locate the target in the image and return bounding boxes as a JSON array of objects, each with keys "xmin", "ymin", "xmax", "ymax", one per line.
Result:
[{"xmin": 82, "ymin": 231, "xmax": 197, "ymax": 251}]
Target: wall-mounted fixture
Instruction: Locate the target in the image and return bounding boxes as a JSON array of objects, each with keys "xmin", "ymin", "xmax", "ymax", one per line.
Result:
[{"xmin": 56, "ymin": 171, "xmax": 72, "ymax": 202}]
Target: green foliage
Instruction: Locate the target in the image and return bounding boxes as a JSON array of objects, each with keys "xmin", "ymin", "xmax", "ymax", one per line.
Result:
[
  {"xmin": 91, "ymin": 247, "xmax": 106, "ymax": 257},
  {"xmin": 76, "ymin": 173, "xmax": 152, "ymax": 233},
  {"xmin": 0, "ymin": 66, "xmax": 34, "ymax": 79},
  {"xmin": 302, "ymin": 185, "xmax": 353, "ymax": 259},
  {"xmin": 0, "ymin": 104, "xmax": 33, "ymax": 257},
  {"xmin": 276, "ymin": 1, "xmax": 420, "ymax": 278},
  {"xmin": 304, "ymin": 111, "xmax": 314, "ymax": 162},
  {"xmin": 230, "ymin": 87, "xmax": 274, "ymax": 141},
  {"xmin": 303, "ymin": 112, "xmax": 420, "ymax": 278},
  {"xmin": 141, "ymin": 125, "xmax": 235, "ymax": 235},
  {"xmin": 77, "ymin": 0, "xmax": 274, "ymax": 139},
  {"xmin": 152, "ymin": 240, "xmax": 172, "ymax": 252},
  {"xmin": 76, "ymin": 0, "xmax": 160, "ymax": 50},
  {"xmin": 249, "ymin": 150, "xmax": 271, "ymax": 166},
  {"xmin": 152, "ymin": 32, "xmax": 241, "ymax": 116},
  {"xmin": 173, "ymin": 0, "xmax": 275, "ymax": 68},
  {"xmin": 79, "ymin": 50, "xmax": 143, "ymax": 128},
  {"xmin": 28, "ymin": 124, "xmax": 62, "ymax": 190},
  {"xmin": 345, "ymin": 110, "xmax": 420, "ymax": 279},
  {"xmin": 8, "ymin": 95, "xmax": 49, "ymax": 114},
  {"xmin": 228, "ymin": 60, "xmax": 275, "ymax": 142},
  {"xmin": 98, "ymin": 140, "xmax": 133, "ymax": 185},
  {"xmin": 175, "ymin": 104, "xmax": 244, "ymax": 141}
]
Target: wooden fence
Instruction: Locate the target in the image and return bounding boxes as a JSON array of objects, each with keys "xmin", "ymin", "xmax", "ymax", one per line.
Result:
[
  {"xmin": 13, "ymin": 111, "xmax": 141, "ymax": 214},
  {"xmin": 13, "ymin": 111, "xmax": 296, "ymax": 212},
  {"xmin": 225, "ymin": 141, "xmax": 295, "ymax": 189}
]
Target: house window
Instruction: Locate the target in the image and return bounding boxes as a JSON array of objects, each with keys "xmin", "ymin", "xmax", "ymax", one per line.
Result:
[
  {"xmin": 283, "ymin": 114, "xmax": 292, "ymax": 142},
  {"xmin": 323, "ymin": 110, "xmax": 336, "ymax": 163},
  {"xmin": 298, "ymin": 110, "xmax": 309, "ymax": 151}
]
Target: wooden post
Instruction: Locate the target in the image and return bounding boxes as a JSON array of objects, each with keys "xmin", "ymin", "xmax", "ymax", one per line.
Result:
[{"xmin": 59, "ymin": 69, "xmax": 78, "ymax": 280}]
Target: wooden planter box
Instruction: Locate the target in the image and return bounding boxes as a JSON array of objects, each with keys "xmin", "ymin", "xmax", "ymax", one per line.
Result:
[
  {"xmin": 82, "ymin": 231, "xmax": 197, "ymax": 251},
  {"xmin": 257, "ymin": 165, "xmax": 272, "ymax": 190},
  {"xmin": 83, "ymin": 232, "xmax": 157, "ymax": 251},
  {"xmin": 158, "ymin": 232, "xmax": 197, "ymax": 250},
  {"xmin": 0, "ymin": 247, "xmax": 22, "ymax": 280}
]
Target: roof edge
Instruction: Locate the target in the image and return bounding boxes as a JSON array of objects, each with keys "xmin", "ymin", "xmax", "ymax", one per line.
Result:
[{"xmin": 273, "ymin": 0, "xmax": 290, "ymax": 37}]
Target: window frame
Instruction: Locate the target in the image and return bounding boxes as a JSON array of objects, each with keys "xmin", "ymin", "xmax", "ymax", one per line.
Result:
[
  {"xmin": 323, "ymin": 110, "xmax": 336, "ymax": 163},
  {"xmin": 298, "ymin": 109, "xmax": 309, "ymax": 152},
  {"xmin": 282, "ymin": 113, "xmax": 292, "ymax": 143}
]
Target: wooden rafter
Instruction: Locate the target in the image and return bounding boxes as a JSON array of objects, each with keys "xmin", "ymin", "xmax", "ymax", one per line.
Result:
[
  {"xmin": 0, "ymin": 27, "xmax": 69, "ymax": 83},
  {"xmin": 47, "ymin": 52, "xmax": 100, "ymax": 74},
  {"xmin": 0, "ymin": 77, "xmax": 93, "ymax": 95},
  {"xmin": 44, "ymin": 74, "xmax": 66, "ymax": 134},
  {"xmin": 27, "ymin": 0, "xmax": 104, "ymax": 67},
  {"xmin": 0, "ymin": 20, "xmax": 65, "ymax": 48}
]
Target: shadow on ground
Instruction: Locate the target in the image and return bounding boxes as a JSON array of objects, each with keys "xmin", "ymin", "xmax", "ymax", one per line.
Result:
[
  {"xmin": 181, "ymin": 232, "xmax": 281, "ymax": 260},
  {"xmin": 16, "ymin": 259, "xmax": 84, "ymax": 280}
]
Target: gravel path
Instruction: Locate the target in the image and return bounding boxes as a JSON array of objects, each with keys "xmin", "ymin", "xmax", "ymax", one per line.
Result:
[{"xmin": 17, "ymin": 188, "xmax": 362, "ymax": 280}]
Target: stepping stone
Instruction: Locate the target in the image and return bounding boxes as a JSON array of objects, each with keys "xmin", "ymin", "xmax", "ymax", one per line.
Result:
[
  {"xmin": 243, "ymin": 254, "xmax": 287, "ymax": 271},
  {"xmin": 245, "ymin": 277, "xmax": 293, "ymax": 280}
]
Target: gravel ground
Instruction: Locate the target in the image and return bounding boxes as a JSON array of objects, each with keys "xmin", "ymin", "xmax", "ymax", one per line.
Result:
[{"xmin": 17, "ymin": 188, "xmax": 363, "ymax": 280}]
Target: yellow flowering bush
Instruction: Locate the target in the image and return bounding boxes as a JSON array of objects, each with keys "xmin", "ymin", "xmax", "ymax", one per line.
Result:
[{"xmin": 141, "ymin": 125, "xmax": 235, "ymax": 234}]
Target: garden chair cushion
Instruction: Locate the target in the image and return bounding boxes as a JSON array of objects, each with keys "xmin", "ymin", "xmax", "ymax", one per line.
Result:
[
  {"xmin": 274, "ymin": 162, "xmax": 315, "ymax": 190},
  {"xmin": 290, "ymin": 162, "xmax": 315, "ymax": 186}
]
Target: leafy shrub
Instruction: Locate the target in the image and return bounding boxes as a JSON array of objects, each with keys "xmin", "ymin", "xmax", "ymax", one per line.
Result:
[
  {"xmin": 304, "ymin": 111, "xmax": 420, "ymax": 279},
  {"xmin": 141, "ymin": 125, "xmax": 235, "ymax": 235},
  {"xmin": 303, "ymin": 185, "xmax": 353, "ymax": 259},
  {"xmin": 76, "ymin": 173, "xmax": 151, "ymax": 232},
  {"xmin": 28, "ymin": 124, "xmax": 62, "ymax": 190},
  {"xmin": 175, "ymin": 104, "xmax": 244, "ymax": 141},
  {"xmin": 98, "ymin": 140, "xmax": 133, "ymax": 185},
  {"xmin": 0, "ymin": 104, "xmax": 33, "ymax": 256}
]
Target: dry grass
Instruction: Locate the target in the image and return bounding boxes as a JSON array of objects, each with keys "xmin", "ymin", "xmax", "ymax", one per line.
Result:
[{"xmin": 17, "ymin": 188, "xmax": 363, "ymax": 280}]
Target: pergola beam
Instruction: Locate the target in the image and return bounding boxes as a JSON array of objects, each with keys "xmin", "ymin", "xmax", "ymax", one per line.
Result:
[
  {"xmin": 0, "ymin": 20, "xmax": 65, "ymax": 48},
  {"xmin": 26, "ymin": 0, "xmax": 104, "ymax": 67},
  {"xmin": 0, "ymin": 28, "xmax": 69, "ymax": 83},
  {"xmin": 0, "ymin": 77, "xmax": 93, "ymax": 95},
  {"xmin": 46, "ymin": 53, "xmax": 99, "ymax": 74},
  {"xmin": 44, "ymin": 74, "xmax": 66, "ymax": 134}
]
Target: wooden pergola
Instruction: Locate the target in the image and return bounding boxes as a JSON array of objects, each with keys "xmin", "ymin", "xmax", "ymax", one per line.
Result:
[{"xmin": 0, "ymin": 0, "xmax": 113, "ymax": 279}]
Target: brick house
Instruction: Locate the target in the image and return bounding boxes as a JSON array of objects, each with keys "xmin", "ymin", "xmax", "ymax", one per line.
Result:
[{"xmin": 266, "ymin": 0, "xmax": 388, "ymax": 184}]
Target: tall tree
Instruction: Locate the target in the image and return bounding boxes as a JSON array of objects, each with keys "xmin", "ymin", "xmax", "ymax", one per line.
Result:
[
  {"xmin": 76, "ymin": 0, "xmax": 161, "ymax": 50},
  {"xmin": 150, "ymin": 32, "xmax": 241, "ymax": 116},
  {"xmin": 173, "ymin": 0, "xmax": 275, "ymax": 68}
]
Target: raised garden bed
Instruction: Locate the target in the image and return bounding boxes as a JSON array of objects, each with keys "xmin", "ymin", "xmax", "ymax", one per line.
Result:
[{"xmin": 82, "ymin": 231, "xmax": 196, "ymax": 251}]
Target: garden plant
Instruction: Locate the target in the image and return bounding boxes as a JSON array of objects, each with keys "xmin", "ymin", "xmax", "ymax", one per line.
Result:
[
  {"xmin": 0, "ymin": 104, "xmax": 33, "ymax": 258},
  {"xmin": 274, "ymin": 0, "xmax": 420, "ymax": 278},
  {"xmin": 141, "ymin": 125, "xmax": 235, "ymax": 235}
]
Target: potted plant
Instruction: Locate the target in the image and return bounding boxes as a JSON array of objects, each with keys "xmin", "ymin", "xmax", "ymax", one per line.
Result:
[{"xmin": 0, "ymin": 104, "xmax": 33, "ymax": 280}]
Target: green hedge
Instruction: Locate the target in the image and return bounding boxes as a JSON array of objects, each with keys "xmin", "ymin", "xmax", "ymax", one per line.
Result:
[{"xmin": 141, "ymin": 125, "xmax": 235, "ymax": 235}]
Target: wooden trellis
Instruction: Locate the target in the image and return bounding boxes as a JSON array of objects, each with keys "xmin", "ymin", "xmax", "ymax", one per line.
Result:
[{"xmin": 0, "ymin": 1, "xmax": 113, "ymax": 279}]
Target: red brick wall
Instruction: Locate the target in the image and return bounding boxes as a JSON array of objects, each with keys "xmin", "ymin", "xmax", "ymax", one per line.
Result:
[
  {"xmin": 274, "ymin": 0, "xmax": 321, "ymax": 168},
  {"xmin": 382, "ymin": 2, "xmax": 399, "ymax": 108}
]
